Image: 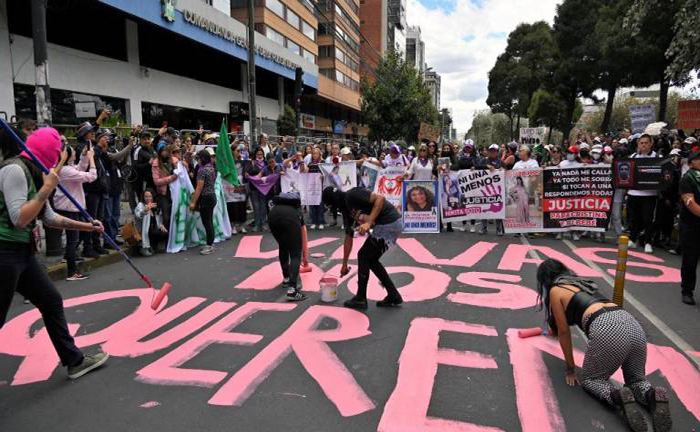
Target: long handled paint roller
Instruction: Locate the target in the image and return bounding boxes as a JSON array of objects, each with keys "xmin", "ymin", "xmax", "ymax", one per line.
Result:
[
  {"xmin": 299, "ymin": 225, "xmax": 312, "ymax": 273},
  {"xmin": 0, "ymin": 119, "xmax": 171, "ymax": 309}
]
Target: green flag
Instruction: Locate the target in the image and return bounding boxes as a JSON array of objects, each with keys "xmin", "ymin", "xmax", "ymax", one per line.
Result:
[{"xmin": 216, "ymin": 119, "xmax": 239, "ymax": 186}]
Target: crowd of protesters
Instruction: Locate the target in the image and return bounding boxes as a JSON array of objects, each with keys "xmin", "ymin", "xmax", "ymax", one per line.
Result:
[{"xmin": 1, "ymin": 114, "xmax": 699, "ymax": 306}]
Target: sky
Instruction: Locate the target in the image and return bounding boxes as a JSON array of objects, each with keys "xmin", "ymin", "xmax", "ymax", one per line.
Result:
[{"xmin": 406, "ymin": 0, "xmax": 562, "ymax": 135}]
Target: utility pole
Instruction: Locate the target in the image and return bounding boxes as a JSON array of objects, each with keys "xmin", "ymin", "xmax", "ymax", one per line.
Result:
[
  {"xmin": 247, "ymin": 0, "xmax": 257, "ymax": 148},
  {"xmin": 31, "ymin": 0, "xmax": 51, "ymax": 126}
]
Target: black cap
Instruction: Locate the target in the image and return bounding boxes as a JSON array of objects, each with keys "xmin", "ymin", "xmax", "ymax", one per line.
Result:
[
  {"xmin": 166, "ymin": 127, "xmax": 178, "ymax": 137},
  {"xmin": 322, "ymin": 186, "xmax": 344, "ymax": 207},
  {"xmin": 139, "ymin": 131, "xmax": 152, "ymax": 139}
]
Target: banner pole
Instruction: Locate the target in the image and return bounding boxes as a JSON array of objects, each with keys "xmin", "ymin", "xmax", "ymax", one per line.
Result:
[{"xmin": 612, "ymin": 235, "xmax": 629, "ymax": 306}]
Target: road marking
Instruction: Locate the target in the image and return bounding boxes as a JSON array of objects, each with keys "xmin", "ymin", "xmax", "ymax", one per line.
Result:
[{"xmin": 559, "ymin": 238, "xmax": 700, "ymax": 368}]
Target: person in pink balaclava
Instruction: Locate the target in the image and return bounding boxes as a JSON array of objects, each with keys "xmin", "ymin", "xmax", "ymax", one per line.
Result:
[{"xmin": 0, "ymin": 127, "xmax": 109, "ymax": 379}]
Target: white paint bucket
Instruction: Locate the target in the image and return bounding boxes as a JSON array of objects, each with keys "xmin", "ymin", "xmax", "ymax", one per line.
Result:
[{"xmin": 320, "ymin": 276, "xmax": 338, "ymax": 302}]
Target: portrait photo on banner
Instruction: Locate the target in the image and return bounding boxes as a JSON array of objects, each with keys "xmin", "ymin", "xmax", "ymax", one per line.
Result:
[
  {"xmin": 504, "ymin": 170, "xmax": 543, "ymax": 233},
  {"xmin": 402, "ymin": 180, "xmax": 439, "ymax": 233}
]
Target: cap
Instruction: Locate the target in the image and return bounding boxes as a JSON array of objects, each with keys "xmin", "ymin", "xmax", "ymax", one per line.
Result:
[
  {"xmin": 408, "ymin": 145, "xmax": 415, "ymax": 151},
  {"xmin": 669, "ymin": 148, "xmax": 682, "ymax": 156},
  {"xmin": 619, "ymin": 138, "xmax": 629, "ymax": 145},
  {"xmin": 603, "ymin": 146, "xmax": 613, "ymax": 154},
  {"xmin": 77, "ymin": 122, "xmax": 96, "ymax": 139},
  {"xmin": 341, "ymin": 147, "xmax": 352, "ymax": 155},
  {"xmin": 685, "ymin": 137, "xmax": 698, "ymax": 145},
  {"xmin": 139, "ymin": 131, "xmax": 152, "ymax": 139},
  {"xmin": 488, "ymin": 144, "xmax": 499, "ymax": 150},
  {"xmin": 205, "ymin": 147, "xmax": 215, "ymax": 156},
  {"xmin": 591, "ymin": 147, "xmax": 602, "ymax": 155},
  {"xmin": 593, "ymin": 137, "xmax": 602, "ymax": 143},
  {"xmin": 592, "ymin": 144, "xmax": 603, "ymax": 151},
  {"xmin": 96, "ymin": 129, "xmax": 112, "ymax": 141},
  {"xmin": 322, "ymin": 186, "xmax": 343, "ymax": 207},
  {"xmin": 568, "ymin": 145, "xmax": 579, "ymax": 154},
  {"xmin": 465, "ymin": 139, "xmax": 474, "ymax": 148}
]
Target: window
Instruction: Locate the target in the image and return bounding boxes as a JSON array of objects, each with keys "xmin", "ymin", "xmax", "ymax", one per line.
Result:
[
  {"xmin": 287, "ymin": 39, "xmax": 301, "ymax": 56},
  {"xmin": 344, "ymin": 0, "xmax": 359, "ymax": 15},
  {"xmin": 266, "ymin": 26, "xmax": 284, "ymax": 45},
  {"xmin": 266, "ymin": 0, "xmax": 284, "ymax": 18},
  {"xmin": 335, "ymin": 46, "xmax": 345, "ymax": 62},
  {"xmin": 302, "ymin": 49, "xmax": 316, "ymax": 64},
  {"xmin": 302, "ymin": 20, "xmax": 316, "ymax": 41},
  {"xmin": 286, "ymin": 9, "xmax": 300, "ymax": 29}
]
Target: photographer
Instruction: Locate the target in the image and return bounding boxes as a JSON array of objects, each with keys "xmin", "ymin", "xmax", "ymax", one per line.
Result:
[{"xmin": 99, "ymin": 131, "xmax": 134, "ymax": 248}]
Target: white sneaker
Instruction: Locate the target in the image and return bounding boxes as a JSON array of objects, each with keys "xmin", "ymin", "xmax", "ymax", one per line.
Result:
[
  {"xmin": 460, "ymin": 224, "xmax": 467, "ymax": 232},
  {"xmin": 310, "ymin": 224, "xmax": 317, "ymax": 230},
  {"xmin": 232, "ymin": 226, "xmax": 238, "ymax": 235},
  {"xmin": 319, "ymin": 224, "xmax": 324, "ymax": 230},
  {"xmin": 628, "ymin": 240, "xmax": 637, "ymax": 249},
  {"xmin": 469, "ymin": 225, "xmax": 476, "ymax": 233},
  {"xmin": 644, "ymin": 244, "xmax": 653, "ymax": 254},
  {"xmin": 239, "ymin": 226, "xmax": 247, "ymax": 234},
  {"xmin": 573, "ymin": 234, "xmax": 581, "ymax": 241},
  {"xmin": 555, "ymin": 233, "xmax": 563, "ymax": 240},
  {"xmin": 200, "ymin": 245, "xmax": 214, "ymax": 255}
]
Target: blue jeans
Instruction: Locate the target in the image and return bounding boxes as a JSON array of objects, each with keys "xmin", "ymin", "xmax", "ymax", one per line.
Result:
[
  {"xmin": 250, "ymin": 189, "xmax": 268, "ymax": 229},
  {"xmin": 56, "ymin": 210, "xmax": 81, "ymax": 275},
  {"xmin": 309, "ymin": 205, "xmax": 325, "ymax": 225},
  {"xmin": 104, "ymin": 195, "xmax": 121, "ymax": 240}
]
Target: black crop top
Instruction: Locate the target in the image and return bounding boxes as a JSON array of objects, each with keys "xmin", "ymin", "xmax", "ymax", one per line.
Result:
[{"xmin": 549, "ymin": 277, "xmax": 609, "ymax": 331}]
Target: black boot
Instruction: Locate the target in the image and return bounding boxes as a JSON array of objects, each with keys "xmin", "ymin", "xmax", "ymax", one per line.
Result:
[
  {"xmin": 646, "ymin": 387, "xmax": 672, "ymax": 432},
  {"xmin": 377, "ymin": 293, "xmax": 403, "ymax": 308},
  {"xmin": 611, "ymin": 388, "xmax": 648, "ymax": 432},
  {"xmin": 343, "ymin": 297, "xmax": 368, "ymax": 310}
]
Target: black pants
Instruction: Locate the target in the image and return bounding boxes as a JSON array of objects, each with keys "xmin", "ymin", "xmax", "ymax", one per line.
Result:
[
  {"xmin": 356, "ymin": 236, "xmax": 399, "ymax": 300},
  {"xmin": 0, "ymin": 244, "xmax": 83, "ymax": 367},
  {"xmin": 269, "ymin": 205, "xmax": 302, "ymax": 288},
  {"xmin": 680, "ymin": 221, "xmax": 700, "ymax": 296},
  {"xmin": 81, "ymin": 192, "xmax": 104, "ymax": 252},
  {"xmin": 199, "ymin": 194, "xmax": 217, "ymax": 246},
  {"xmin": 155, "ymin": 192, "xmax": 172, "ymax": 232},
  {"xmin": 626, "ymin": 195, "xmax": 657, "ymax": 246},
  {"xmin": 227, "ymin": 201, "xmax": 247, "ymax": 224},
  {"xmin": 653, "ymin": 200, "xmax": 676, "ymax": 243},
  {"xmin": 56, "ymin": 210, "xmax": 81, "ymax": 276}
]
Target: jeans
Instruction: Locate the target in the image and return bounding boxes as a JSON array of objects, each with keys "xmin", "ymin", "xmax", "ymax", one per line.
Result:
[
  {"xmin": 269, "ymin": 205, "xmax": 302, "ymax": 288},
  {"xmin": 104, "ymin": 194, "xmax": 121, "ymax": 240},
  {"xmin": 56, "ymin": 210, "xmax": 81, "ymax": 276},
  {"xmin": 0, "ymin": 244, "xmax": 84, "ymax": 367},
  {"xmin": 309, "ymin": 205, "xmax": 325, "ymax": 225},
  {"xmin": 626, "ymin": 195, "xmax": 657, "ymax": 246},
  {"xmin": 356, "ymin": 236, "xmax": 399, "ymax": 300},
  {"xmin": 480, "ymin": 219, "xmax": 503, "ymax": 234},
  {"xmin": 82, "ymin": 192, "xmax": 104, "ymax": 252},
  {"xmin": 250, "ymin": 189, "xmax": 268, "ymax": 229},
  {"xmin": 199, "ymin": 194, "xmax": 217, "ymax": 246}
]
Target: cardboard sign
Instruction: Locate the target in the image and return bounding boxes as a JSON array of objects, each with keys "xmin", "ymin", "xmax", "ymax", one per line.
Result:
[
  {"xmin": 677, "ymin": 100, "xmax": 700, "ymax": 130},
  {"xmin": 418, "ymin": 123, "xmax": 441, "ymax": 143}
]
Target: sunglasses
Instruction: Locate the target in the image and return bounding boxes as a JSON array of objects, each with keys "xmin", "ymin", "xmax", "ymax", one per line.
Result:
[{"xmin": 420, "ymin": 149, "xmax": 428, "ymax": 152}]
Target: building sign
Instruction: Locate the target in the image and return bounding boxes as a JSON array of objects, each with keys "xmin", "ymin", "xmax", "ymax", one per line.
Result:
[
  {"xmin": 181, "ymin": 9, "xmax": 301, "ymax": 71},
  {"xmin": 162, "ymin": 0, "xmax": 177, "ymax": 22},
  {"xmin": 301, "ymin": 113, "xmax": 315, "ymax": 130}
]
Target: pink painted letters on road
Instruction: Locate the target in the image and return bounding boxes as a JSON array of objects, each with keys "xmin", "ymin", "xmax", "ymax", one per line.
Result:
[{"xmin": 449, "ymin": 272, "xmax": 539, "ymax": 310}]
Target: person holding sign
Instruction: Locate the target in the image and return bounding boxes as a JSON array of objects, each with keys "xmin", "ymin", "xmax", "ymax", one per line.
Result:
[
  {"xmin": 322, "ymin": 186, "xmax": 403, "ymax": 310},
  {"xmin": 626, "ymin": 134, "xmax": 658, "ymax": 254},
  {"xmin": 680, "ymin": 150, "xmax": 700, "ymax": 305}
]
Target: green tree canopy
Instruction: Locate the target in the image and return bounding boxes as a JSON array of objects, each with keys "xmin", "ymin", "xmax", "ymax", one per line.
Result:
[
  {"xmin": 276, "ymin": 105, "xmax": 298, "ymax": 137},
  {"xmin": 361, "ymin": 50, "xmax": 438, "ymax": 142}
]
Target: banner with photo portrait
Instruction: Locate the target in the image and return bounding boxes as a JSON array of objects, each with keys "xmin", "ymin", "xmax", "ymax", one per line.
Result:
[
  {"xmin": 402, "ymin": 180, "xmax": 439, "ymax": 233},
  {"xmin": 439, "ymin": 169, "xmax": 506, "ymax": 223},
  {"xmin": 319, "ymin": 161, "xmax": 357, "ymax": 192},
  {"xmin": 281, "ymin": 170, "xmax": 322, "ymax": 205},
  {"xmin": 359, "ymin": 161, "xmax": 380, "ymax": 190},
  {"xmin": 374, "ymin": 166, "xmax": 406, "ymax": 214},
  {"xmin": 504, "ymin": 169, "xmax": 544, "ymax": 233},
  {"xmin": 613, "ymin": 157, "xmax": 673, "ymax": 190},
  {"xmin": 542, "ymin": 166, "xmax": 613, "ymax": 232}
]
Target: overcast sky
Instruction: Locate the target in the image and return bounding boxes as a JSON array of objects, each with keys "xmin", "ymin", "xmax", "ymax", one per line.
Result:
[{"xmin": 406, "ymin": 0, "xmax": 562, "ymax": 135}]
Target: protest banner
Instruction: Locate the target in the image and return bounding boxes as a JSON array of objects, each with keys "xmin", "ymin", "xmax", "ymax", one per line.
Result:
[
  {"xmin": 281, "ymin": 169, "xmax": 301, "ymax": 194},
  {"xmin": 628, "ymin": 104, "xmax": 656, "ymax": 133},
  {"xmin": 359, "ymin": 161, "xmax": 380, "ymax": 190},
  {"xmin": 677, "ymin": 100, "xmax": 700, "ymax": 130},
  {"xmin": 374, "ymin": 166, "xmax": 406, "ymax": 214},
  {"xmin": 418, "ymin": 123, "xmax": 441, "ymax": 143},
  {"xmin": 437, "ymin": 157, "xmax": 451, "ymax": 172},
  {"xmin": 403, "ymin": 181, "xmax": 439, "ymax": 233},
  {"xmin": 542, "ymin": 166, "xmax": 613, "ymax": 232},
  {"xmin": 504, "ymin": 170, "xmax": 543, "ymax": 233},
  {"xmin": 319, "ymin": 161, "xmax": 357, "ymax": 192},
  {"xmin": 300, "ymin": 172, "xmax": 322, "ymax": 205},
  {"xmin": 439, "ymin": 169, "xmax": 506, "ymax": 223},
  {"xmin": 519, "ymin": 127, "xmax": 547, "ymax": 146},
  {"xmin": 613, "ymin": 157, "xmax": 673, "ymax": 190}
]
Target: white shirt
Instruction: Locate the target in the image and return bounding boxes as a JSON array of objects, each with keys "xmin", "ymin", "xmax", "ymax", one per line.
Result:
[
  {"xmin": 558, "ymin": 160, "xmax": 582, "ymax": 169},
  {"xmin": 513, "ymin": 158, "xmax": 539, "ymax": 170},
  {"xmin": 407, "ymin": 158, "xmax": 434, "ymax": 180},
  {"xmin": 628, "ymin": 151, "xmax": 658, "ymax": 197},
  {"xmin": 261, "ymin": 144, "xmax": 271, "ymax": 157},
  {"xmin": 384, "ymin": 154, "xmax": 409, "ymax": 167}
]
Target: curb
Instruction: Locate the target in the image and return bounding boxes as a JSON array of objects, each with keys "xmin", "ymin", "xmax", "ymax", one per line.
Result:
[{"xmin": 45, "ymin": 248, "xmax": 132, "ymax": 281}]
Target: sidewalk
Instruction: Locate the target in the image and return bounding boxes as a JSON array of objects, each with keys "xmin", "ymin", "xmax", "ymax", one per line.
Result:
[{"xmin": 37, "ymin": 201, "xmax": 134, "ymax": 281}]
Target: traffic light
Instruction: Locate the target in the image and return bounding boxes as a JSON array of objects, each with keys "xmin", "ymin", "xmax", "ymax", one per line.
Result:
[{"xmin": 294, "ymin": 67, "xmax": 303, "ymax": 110}]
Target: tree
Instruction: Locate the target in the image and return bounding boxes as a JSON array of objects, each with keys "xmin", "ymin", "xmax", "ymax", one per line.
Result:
[
  {"xmin": 466, "ymin": 110, "xmax": 512, "ymax": 148},
  {"xmin": 276, "ymin": 105, "xmax": 298, "ymax": 136},
  {"xmin": 361, "ymin": 50, "xmax": 438, "ymax": 142},
  {"xmin": 528, "ymin": 88, "xmax": 565, "ymax": 143}
]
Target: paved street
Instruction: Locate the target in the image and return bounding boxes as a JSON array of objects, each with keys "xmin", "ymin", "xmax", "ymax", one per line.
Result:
[{"xmin": 1, "ymin": 229, "xmax": 699, "ymax": 432}]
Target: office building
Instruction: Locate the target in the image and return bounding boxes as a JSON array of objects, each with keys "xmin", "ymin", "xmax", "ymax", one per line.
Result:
[
  {"xmin": 424, "ymin": 69, "xmax": 440, "ymax": 110},
  {"xmin": 359, "ymin": 0, "xmax": 406, "ymax": 77},
  {"xmin": 405, "ymin": 25, "xmax": 425, "ymax": 75}
]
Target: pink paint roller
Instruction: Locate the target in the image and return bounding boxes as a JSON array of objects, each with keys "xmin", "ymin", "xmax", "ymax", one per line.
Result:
[
  {"xmin": 300, "ymin": 225, "xmax": 312, "ymax": 273},
  {"xmin": 0, "ymin": 118, "xmax": 174, "ymax": 312},
  {"xmin": 518, "ymin": 328, "xmax": 544, "ymax": 338}
]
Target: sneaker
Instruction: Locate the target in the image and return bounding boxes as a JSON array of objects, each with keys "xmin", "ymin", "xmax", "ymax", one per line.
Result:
[
  {"xmin": 286, "ymin": 289, "xmax": 307, "ymax": 302},
  {"xmin": 460, "ymin": 224, "xmax": 467, "ymax": 232},
  {"xmin": 232, "ymin": 226, "xmax": 238, "ymax": 235},
  {"xmin": 555, "ymin": 233, "xmax": 563, "ymax": 240},
  {"xmin": 310, "ymin": 224, "xmax": 317, "ymax": 230},
  {"xmin": 67, "ymin": 352, "xmax": 109, "ymax": 379},
  {"xmin": 681, "ymin": 294, "xmax": 696, "ymax": 305},
  {"xmin": 612, "ymin": 387, "xmax": 647, "ymax": 432},
  {"xmin": 340, "ymin": 225, "xmax": 344, "ymax": 230},
  {"xmin": 479, "ymin": 228, "xmax": 487, "ymax": 235},
  {"xmin": 343, "ymin": 297, "xmax": 368, "ymax": 310},
  {"xmin": 23, "ymin": 298, "xmax": 30, "ymax": 304},
  {"xmin": 239, "ymin": 226, "xmax": 247, "ymax": 234},
  {"xmin": 644, "ymin": 244, "xmax": 653, "ymax": 254},
  {"xmin": 140, "ymin": 247, "xmax": 153, "ymax": 257},
  {"xmin": 376, "ymin": 294, "xmax": 403, "ymax": 307},
  {"xmin": 66, "ymin": 272, "xmax": 89, "ymax": 281},
  {"xmin": 200, "ymin": 245, "xmax": 214, "ymax": 255},
  {"xmin": 647, "ymin": 387, "xmax": 672, "ymax": 432},
  {"xmin": 319, "ymin": 224, "xmax": 324, "ymax": 230},
  {"xmin": 628, "ymin": 240, "xmax": 637, "ymax": 249},
  {"xmin": 572, "ymin": 234, "xmax": 581, "ymax": 241},
  {"xmin": 470, "ymin": 225, "xmax": 476, "ymax": 233},
  {"xmin": 668, "ymin": 249, "xmax": 678, "ymax": 255}
]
